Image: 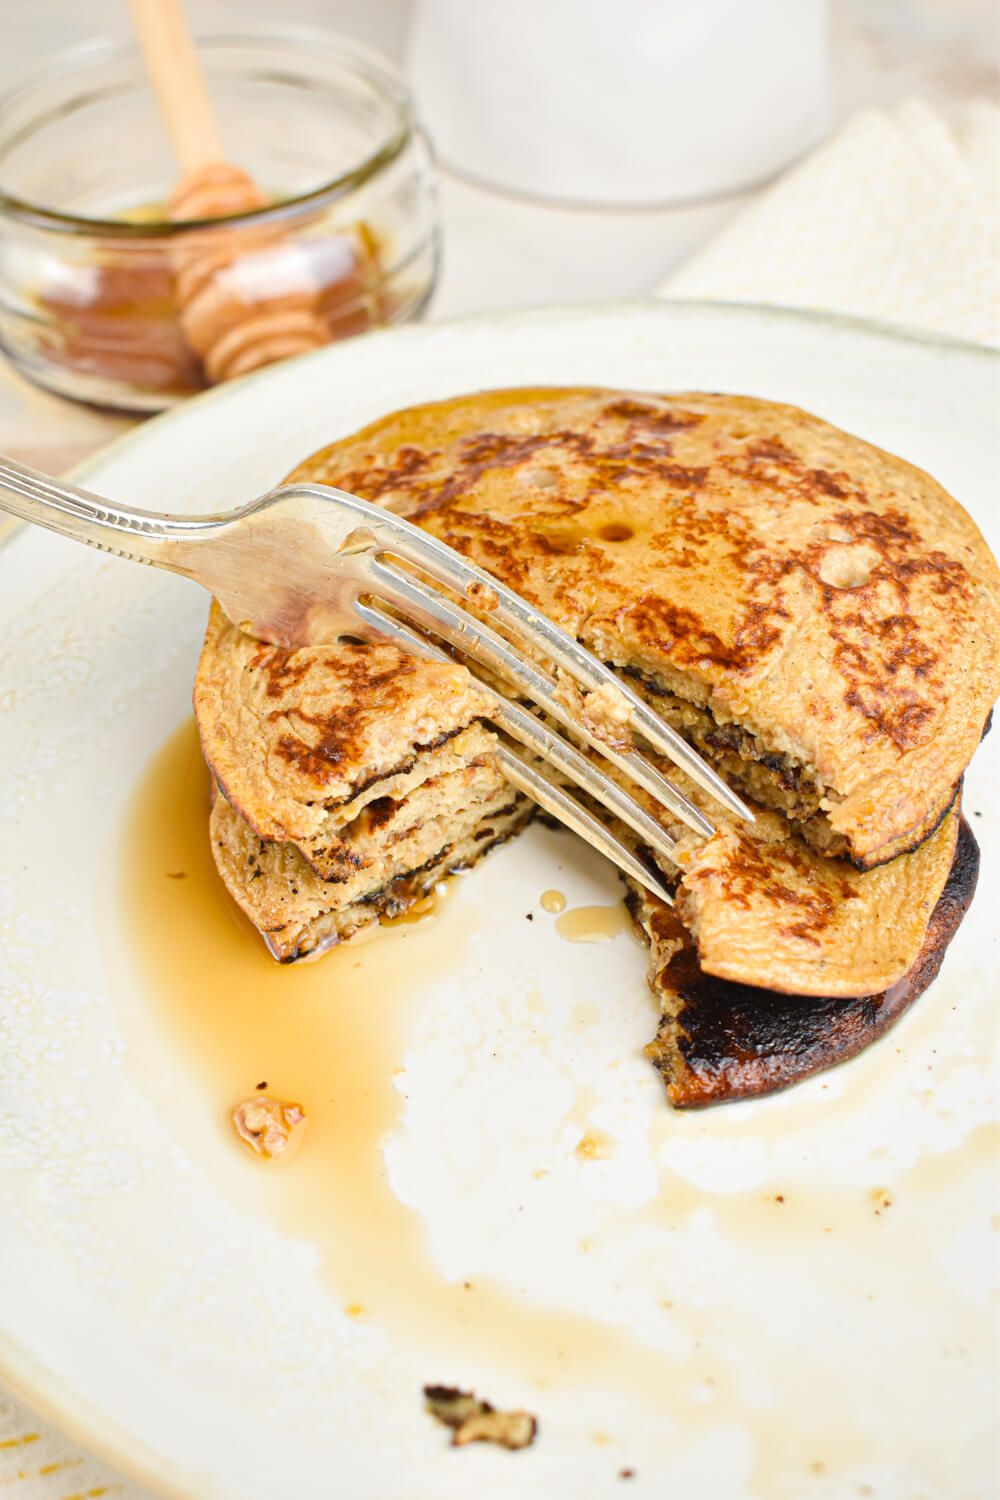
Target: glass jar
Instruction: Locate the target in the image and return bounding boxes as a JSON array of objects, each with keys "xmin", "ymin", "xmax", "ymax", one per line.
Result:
[{"xmin": 0, "ymin": 28, "xmax": 440, "ymax": 411}]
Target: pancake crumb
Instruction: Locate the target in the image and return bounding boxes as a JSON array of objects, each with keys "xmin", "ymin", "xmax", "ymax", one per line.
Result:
[
  {"xmin": 465, "ymin": 578, "xmax": 500, "ymax": 613},
  {"xmin": 575, "ymin": 1129, "xmax": 615, "ymax": 1160},
  {"xmin": 423, "ymin": 1385, "xmax": 537, "ymax": 1450},
  {"xmin": 554, "ymin": 672, "xmax": 634, "ymax": 751}
]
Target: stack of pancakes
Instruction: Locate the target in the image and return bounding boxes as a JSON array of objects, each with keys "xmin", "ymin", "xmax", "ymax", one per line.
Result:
[{"xmin": 195, "ymin": 389, "xmax": 1000, "ymax": 1106}]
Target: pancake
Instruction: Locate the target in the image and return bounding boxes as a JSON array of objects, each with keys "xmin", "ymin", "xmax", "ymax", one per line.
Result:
[
  {"xmin": 195, "ymin": 603, "xmax": 495, "ymax": 851},
  {"xmin": 631, "ymin": 817, "xmax": 979, "ymax": 1107},
  {"xmin": 577, "ymin": 742, "xmax": 962, "ymax": 999},
  {"xmin": 192, "ymin": 386, "xmax": 996, "ymax": 1100},
  {"xmin": 290, "ymin": 388, "xmax": 1000, "ymax": 870},
  {"xmin": 662, "ymin": 776, "xmax": 961, "ymax": 997},
  {"xmin": 195, "ymin": 602, "xmax": 530, "ymax": 960},
  {"xmin": 199, "ymin": 592, "xmax": 962, "ymax": 992},
  {"xmin": 210, "ymin": 782, "xmax": 530, "ymax": 962}
]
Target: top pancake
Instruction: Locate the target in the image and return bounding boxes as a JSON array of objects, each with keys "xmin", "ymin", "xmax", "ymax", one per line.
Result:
[{"xmin": 287, "ymin": 387, "xmax": 1000, "ymax": 868}]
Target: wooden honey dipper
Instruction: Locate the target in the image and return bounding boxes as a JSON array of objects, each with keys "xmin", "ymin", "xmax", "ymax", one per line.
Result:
[{"xmin": 127, "ymin": 0, "xmax": 332, "ymax": 382}]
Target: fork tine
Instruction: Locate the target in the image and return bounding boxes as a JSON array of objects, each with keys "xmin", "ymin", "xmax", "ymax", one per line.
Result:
[
  {"xmin": 357, "ymin": 599, "xmax": 680, "ymax": 872},
  {"xmin": 357, "ymin": 555, "xmax": 716, "ymax": 841},
  {"xmin": 353, "ymin": 605, "xmax": 676, "ymax": 902},
  {"xmin": 491, "ymin": 698, "xmax": 680, "ymax": 870},
  {"xmin": 495, "ymin": 746, "xmax": 674, "ymax": 906},
  {"xmin": 316, "ymin": 489, "xmax": 753, "ymax": 826}
]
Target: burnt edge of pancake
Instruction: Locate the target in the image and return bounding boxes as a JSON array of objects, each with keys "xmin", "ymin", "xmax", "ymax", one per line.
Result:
[{"xmin": 633, "ymin": 817, "xmax": 979, "ymax": 1108}]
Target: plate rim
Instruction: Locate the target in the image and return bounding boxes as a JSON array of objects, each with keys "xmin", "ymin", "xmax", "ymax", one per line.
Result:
[
  {"xmin": 0, "ymin": 1335, "xmax": 205, "ymax": 1500},
  {"xmin": 62, "ymin": 295, "xmax": 1000, "ymax": 492}
]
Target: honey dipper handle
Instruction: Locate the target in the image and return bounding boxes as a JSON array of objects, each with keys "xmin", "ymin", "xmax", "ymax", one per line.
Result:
[{"xmin": 126, "ymin": 0, "xmax": 224, "ymax": 172}]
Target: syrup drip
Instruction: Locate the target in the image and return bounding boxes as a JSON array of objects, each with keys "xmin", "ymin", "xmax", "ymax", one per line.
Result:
[
  {"xmin": 114, "ymin": 720, "xmax": 995, "ymax": 1489},
  {"xmin": 555, "ymin": 903, "xmax": 631, "ymax": 944}
]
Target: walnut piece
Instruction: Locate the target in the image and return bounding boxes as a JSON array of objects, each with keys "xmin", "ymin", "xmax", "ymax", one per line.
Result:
[
  {"xmin": 423, "ymin": 1385, "xmax": 537, "ymax": 1450},
  {"xmin": 231, "ymin": 1094, "xmax": 307, "ymax": 1160}
]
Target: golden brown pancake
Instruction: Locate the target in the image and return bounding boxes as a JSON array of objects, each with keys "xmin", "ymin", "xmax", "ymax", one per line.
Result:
[
  {"xmin": 663, "ymin": 780, "xmax": 961, "ymax": 997},
  {"xmin": 566, "ymin": 745, "xmax": 963, "ymax": 1000},
  {"xmin": 195, "ymin": 603, "xmax": 494, "ymax": 848},
  {"xmin": 198, "ymin": 602, "xmax": 961, "ymax": 993},
  {"xmin": 195, "ymin": 603, "xmax": 530, "ymax": 960},
  {"xmin": 210, "ymin": 782, "xmax": 530, "ymax": 962},
  {"xmin": 290, "ymin": 388, "xmax": 1000, "ymax": 870},
  {"xmin": 193, "ymin": 387, "xmax": 996, "ymax": 1099}
]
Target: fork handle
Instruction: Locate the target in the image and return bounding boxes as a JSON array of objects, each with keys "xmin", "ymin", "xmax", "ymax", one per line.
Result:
[{"xmin": 0, "ymin": 455, "xmax": 210, "ymax": 571}]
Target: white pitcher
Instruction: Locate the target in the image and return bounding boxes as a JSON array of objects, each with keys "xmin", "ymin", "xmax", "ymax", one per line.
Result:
[{"xmin": 408, "ymin": 0, "xmax": 832, "ymax": 206}]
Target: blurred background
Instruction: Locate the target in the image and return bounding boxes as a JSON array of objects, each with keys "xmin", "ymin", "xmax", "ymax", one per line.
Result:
[
  {"xmin": 0, "ymin": 0, "xmax": 995, "ymax": 466},
  {"xmin": 2, "ymin": 0, "xmax": 996, "ymax": 317}
]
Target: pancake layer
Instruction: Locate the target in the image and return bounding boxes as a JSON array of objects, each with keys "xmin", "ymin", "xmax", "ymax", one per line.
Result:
[{"xmin": 289, "ymin": 388, "xmax": 1000, "ymax": 869}]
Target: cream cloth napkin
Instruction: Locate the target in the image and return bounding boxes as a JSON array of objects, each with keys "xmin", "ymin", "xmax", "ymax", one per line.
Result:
[{"xmin": 659, "ymin": 99, "xmax": 1000, "ymax": 348}]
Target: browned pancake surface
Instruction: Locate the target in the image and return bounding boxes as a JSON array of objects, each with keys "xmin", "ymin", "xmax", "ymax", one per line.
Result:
[
  {"xmin": 195, "ymin": 602, "xmax": 494, "ymax": 847},
  {"xmin": 289, "ymin": 388, "xmax": 1000, "ymax": 868},
  {"xmin": 668, "ymin": 790, "xmax": 960, "ymax": 996}
]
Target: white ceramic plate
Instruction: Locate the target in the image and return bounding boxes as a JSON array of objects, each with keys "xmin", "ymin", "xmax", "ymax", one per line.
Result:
[{"xmin": 1, "ymin": 302, "xmax": 997, "ymax": 1500}]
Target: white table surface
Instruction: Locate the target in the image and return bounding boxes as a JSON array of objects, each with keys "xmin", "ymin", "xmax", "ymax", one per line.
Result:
[{"xmin": 0, "ymin": 0, "xmax": 996, "ymax": 1493}]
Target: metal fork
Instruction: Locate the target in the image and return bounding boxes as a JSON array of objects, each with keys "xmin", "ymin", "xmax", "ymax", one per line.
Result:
[{"xmin": 0, "ymin": 459, "xmax": 752, "ymax": 904}]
